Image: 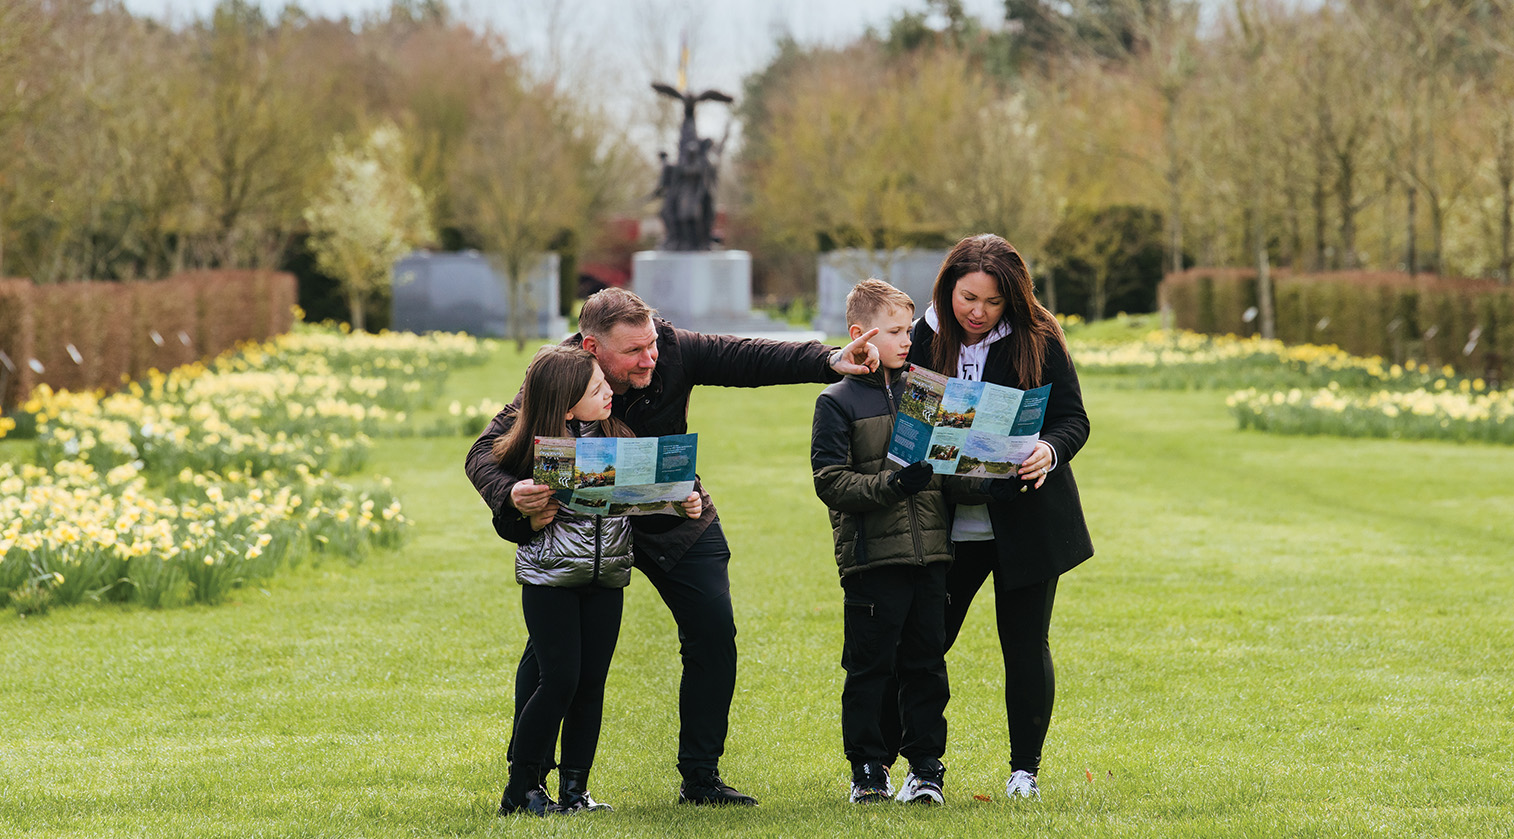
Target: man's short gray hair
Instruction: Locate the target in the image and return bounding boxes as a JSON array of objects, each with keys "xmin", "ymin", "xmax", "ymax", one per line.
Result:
[{"xmin": 579, "ymin": 288, "xmax": 656, "ymax": 338}]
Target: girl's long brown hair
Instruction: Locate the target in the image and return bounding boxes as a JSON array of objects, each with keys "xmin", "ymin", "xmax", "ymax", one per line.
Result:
[
  {"xmin": 491, "ymin": 345, "xmax": 632, "ymax": 475},
  {"xmin": 928, "ymin": 234, "xmax": 1065, "ymax": 390}
]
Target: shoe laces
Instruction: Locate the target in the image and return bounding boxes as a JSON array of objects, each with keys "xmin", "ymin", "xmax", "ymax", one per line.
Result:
[
  {"xmin": 911, "ymin": 765, "xmax": 945, "ymax": 785},
  {"xmin": 1006, "ymin": 770, "xmax": 1038, "ymax": 797}
]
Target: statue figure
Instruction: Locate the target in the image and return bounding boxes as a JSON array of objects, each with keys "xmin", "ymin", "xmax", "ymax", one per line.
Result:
[{"xmin": 652, "ymin": 81, "xmax": 733, "ymax": 251}]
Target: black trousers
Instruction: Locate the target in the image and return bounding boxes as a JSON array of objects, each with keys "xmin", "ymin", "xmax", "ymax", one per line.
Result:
[
  {"xmin": 841, "ymin": 564, "xmax": 949, "ymax": 771},
  {"xmin": 509, "ymin": 521, "xmax": 737, "ymax": 777},
  {"xmin": 509, "ymin": 583, "xmax": 623, "ymax": 779},
  {"xmin": 945, "ymin": 539, "xmax": 1058, "ymax": 775}
]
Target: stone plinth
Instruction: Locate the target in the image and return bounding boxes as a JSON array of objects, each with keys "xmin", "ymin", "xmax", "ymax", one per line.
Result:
[
  {"xmin": 392, "ymin": 251, "xmax": 567, "ymax": 339},
  {"xmin": 633, "ymin": 250, "xmax": 824, "ymax": 341},
  {"xmin": 815, "ymin": 248, "xmax": 950, "ymax": 335}
]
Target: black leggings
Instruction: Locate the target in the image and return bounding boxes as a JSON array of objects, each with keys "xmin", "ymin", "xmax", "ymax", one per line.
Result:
[
  {"xmin": 945, "ymin": 540, "xmax": 1057, "ymax": 775},
  {"xmin": 509, "ymin": 522, "xmax": 737, "ymax": 778},
  {"xmin": 510, "ymin": 584, "xmax": 624, "ymax": 778}
]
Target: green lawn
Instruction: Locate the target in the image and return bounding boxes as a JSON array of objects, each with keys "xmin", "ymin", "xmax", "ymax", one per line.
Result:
[{"xmin": 3, "ymin": 343, "xmax": 1512, "ymax": 838}]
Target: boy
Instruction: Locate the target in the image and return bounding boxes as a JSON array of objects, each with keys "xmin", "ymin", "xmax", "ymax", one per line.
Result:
[{"xmin": 811, "ymin": 278, "xmax": 1000, "ymax": 804}]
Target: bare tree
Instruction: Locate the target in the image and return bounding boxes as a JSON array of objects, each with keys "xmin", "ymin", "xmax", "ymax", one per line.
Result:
[
  {"xmin": 1369, "ymin": 0, "xmax": 1476, "ymax": 276},
  {"xmin": 0, "ymin": 0, "xmax": 50, "ymax": 277},
  {"xmin": 1215, "ymin": 0, "xmax": 1290, "ymax": 337},
  {"xmin": 181, "ymin": 1, "xmax": 322, "ymax": 269},
  {"xmin": 947, "ymin": 86, "xmax": 1063, "ymax": 268},
  {"xmin": 1471, "ymin": 1, "xmax": 1514, "ymax": 284},
  {"xmin": 1101, "ymin": 0, "xmax": 1202, "ymax": 275},
  {"xmin": 451, "ymin": 81, "xmax": 593, "ymax": 349},
  {"xmin": 1298, "ymin": 6, "xmax": 1381, "ymax": 270}
]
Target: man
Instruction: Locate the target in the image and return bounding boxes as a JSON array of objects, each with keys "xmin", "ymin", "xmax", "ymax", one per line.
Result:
[{"xmin": 465, "ymin": 287, "xmax": 878, "ymax": 806}]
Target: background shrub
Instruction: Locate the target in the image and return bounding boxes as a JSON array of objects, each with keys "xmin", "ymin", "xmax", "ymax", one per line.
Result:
[{"xmin": 0, "ymin": 271, "xmax": 296, "ymax": 410}]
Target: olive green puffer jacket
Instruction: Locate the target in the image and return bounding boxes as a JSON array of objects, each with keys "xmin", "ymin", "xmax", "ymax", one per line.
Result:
[{"xmin": 812, "ymin": 369, "xmax": 972, "ymax": 580}]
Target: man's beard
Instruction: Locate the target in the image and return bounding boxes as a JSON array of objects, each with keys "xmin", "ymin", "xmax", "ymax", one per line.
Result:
[{"xmin": 608, "ymin": 370, "xmax": 650, "ymax": 392}]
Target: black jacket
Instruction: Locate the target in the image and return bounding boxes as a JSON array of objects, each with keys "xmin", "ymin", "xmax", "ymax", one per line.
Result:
[
  {"xmin": 465, "ymin": 318, "xmax": 840, "ymax": 569},
  {"xmin": 812, "ymin": 368, "xmax": 961, "ymax": 579},
  {"xmin": 907, "ymin": 319, "xmax": 1094, "ymax": 587}
]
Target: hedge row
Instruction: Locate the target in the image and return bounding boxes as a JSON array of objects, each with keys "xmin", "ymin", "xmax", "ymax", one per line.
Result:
[
  {"xmin": 0, "ymin": 271, "xmax": 296, "ymax": 409},
  {"xmin": 1159, "ymin": 270, "xmax": 1514, "ymax": 385}
]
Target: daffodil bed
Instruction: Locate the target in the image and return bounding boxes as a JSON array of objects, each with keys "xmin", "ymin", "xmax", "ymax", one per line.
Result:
[
  {"xmin": 1071, "ymin": 330, "xmax": 1513, "ymax": 444},
  {"xmin": 0, "ymin": 325, "xmax": 494, "ymax": 613}
]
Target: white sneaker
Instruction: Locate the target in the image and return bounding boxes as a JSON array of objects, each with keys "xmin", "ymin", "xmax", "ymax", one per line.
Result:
[
  {"xmin": 1005, "ymin": 770, "xmax": 1040, "ymax": 800},
  {"xmin": 893, "ymin": 767, "xmax": 945, "ymax": 804}
]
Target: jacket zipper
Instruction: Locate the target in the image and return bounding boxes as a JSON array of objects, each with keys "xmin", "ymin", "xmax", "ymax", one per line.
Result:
[
  {"xmin": 592, "ymin": 514, "xmax": 603, "ymax": 583},
  {"xmin": 882, "ymin": 370, "xmax": 926, "ymax": 565}
]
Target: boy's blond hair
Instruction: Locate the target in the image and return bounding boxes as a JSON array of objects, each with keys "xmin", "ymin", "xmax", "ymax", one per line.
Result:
[{"xmin": 845, "ymin": 278, "xmax": 915, "ymax": 329}]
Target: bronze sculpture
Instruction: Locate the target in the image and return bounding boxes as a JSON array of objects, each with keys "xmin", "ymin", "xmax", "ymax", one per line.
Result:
[{"xmin": 651, "ymin": 82, "xmax": 733, "ymax": 251}]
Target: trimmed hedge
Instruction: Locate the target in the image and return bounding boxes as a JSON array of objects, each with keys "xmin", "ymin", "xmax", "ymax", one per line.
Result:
[
  {"xmin": 1160, "ymin": 270, "xmax": 1511, "ymax": 385},
  {"xmin": 0, "ymin": 271, "xmax": 297, "ymax": 410}
]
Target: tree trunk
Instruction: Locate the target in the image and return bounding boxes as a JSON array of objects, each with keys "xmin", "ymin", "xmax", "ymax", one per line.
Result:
[
  {"xmin": 1313, "ymin": 131, "xmax": 1329, "ymax": 270},
  {"xmin": 1500, "ymin": 117, "xmax": 1514, "ymax": 285},
  {"xmin": 507, "ymin": 255, "xmax": 526, "ymax": 352},
  {"xmin": 1164, "ymin": 100, "xmax": 1184, "ymax": 276},
  {"xmin": 1406, "ymin": 182, "xmax": 1418, "ymax": 274},
  {"xmin": 348, "ymin": 290, "xmax": 366, "ymax": 332},
  {"xmin": 1501, "ymin": 169, "xmax": 1512, "ymax": 285},
  {"xmin": 1336, "ymin": 150, "xmax": 1358, "ymax": 269},
  {"xmin": 1253, "ymin": 207, "xmax": 1275, "ymax": 340},
  {"xmin": 1286, "ymin": 184, "xmax": 1302, "ymax": 271},
  {"xmin": 1429, "ymin": 197, "xmax": 1445, "ymax": 278}
]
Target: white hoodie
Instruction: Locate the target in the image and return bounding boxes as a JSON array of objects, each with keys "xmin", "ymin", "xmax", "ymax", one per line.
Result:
[{"xmin": 922, "ymin": 305, "xmax": 1010, "ymax": 542}]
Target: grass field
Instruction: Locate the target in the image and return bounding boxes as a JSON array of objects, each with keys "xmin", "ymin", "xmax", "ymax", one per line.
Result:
[{"xmin": 3, "ymin": 341, "xmax": 1513, "ymax": 838}]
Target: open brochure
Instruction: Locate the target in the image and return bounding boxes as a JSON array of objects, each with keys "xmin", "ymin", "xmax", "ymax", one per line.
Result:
[
  {"xmin": 533, "ymin": 433, "xmax": 698, "ymax": 516},
  {"xmin": 886, "ymin": 365, "xmax": 1051, "ymax": 478}
]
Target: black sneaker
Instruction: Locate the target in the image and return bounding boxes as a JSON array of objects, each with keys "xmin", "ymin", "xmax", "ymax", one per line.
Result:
[
  {"xmin": 498, "ymin": 784, "xmax": 558, "ymax": 816},
  {"xmin": 894, "ymin": 762, "xmax": 945, "ymax": 804},
  {"xmin": 849, "ymin": 762, "xmax": 893, "ymax": 803},
  {"xmin": 678, "ymin": 769, "xmax": 759, "ymax": 806}
]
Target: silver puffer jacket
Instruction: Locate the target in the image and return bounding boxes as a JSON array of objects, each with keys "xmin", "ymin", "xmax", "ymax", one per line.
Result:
[{"xmin": 514, "ymin": 506, "xmax": 634, "ymax": 588}]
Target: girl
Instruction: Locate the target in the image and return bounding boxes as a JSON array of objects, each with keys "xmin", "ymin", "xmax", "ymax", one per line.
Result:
[
  {"xmin": 906, "ymin": 234, "xmax": 1094, "ymax": 801},
  {"xmin": 490, "ymin": 345, "xmax": 701, "ymax": 816}
]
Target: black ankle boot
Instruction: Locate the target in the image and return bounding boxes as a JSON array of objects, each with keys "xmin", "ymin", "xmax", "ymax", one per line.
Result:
[
  {"xmin": 558, "ymin": 767, "xmax": 613, "ymax": 813},
  {"xmin": 678, "ymin": 768, "xmax": 758, "ymax": 806},
  {"xmin": 498, "ymin": 765, "xmax": 557, "ymax": 816}
]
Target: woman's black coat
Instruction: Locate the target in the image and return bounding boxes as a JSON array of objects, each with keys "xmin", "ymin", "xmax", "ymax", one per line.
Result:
[{"xmin": 908, "ymin": 318, "xmax": 1094, "ymax": 587}]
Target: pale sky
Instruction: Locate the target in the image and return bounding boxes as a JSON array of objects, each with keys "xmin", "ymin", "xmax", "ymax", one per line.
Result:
[
  {"xmin": 123, "ymin": 0, "xmax": 1010, "ymax": 94},
  {"xmin": 122, "ymin": 0, "xmax": 1012, "ymax": 154}
]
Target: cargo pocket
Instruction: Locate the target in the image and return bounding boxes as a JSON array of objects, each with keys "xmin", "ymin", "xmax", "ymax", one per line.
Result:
[{"xmin": 840, "ymin": 595, "xmax": 884, "ymax": 671}]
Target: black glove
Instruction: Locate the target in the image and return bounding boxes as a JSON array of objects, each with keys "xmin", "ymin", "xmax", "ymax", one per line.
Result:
[
  {"xmin": 887, "ymin": 461, "xmax": 934, "ymax": 495},
  {"xmin": 986, "ymin": 476, "xmax": 1031, "ymax": 501}
]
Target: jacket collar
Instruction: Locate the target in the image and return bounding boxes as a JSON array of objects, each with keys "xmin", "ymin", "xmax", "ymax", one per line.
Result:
[{"xmin": 845, "ymin": 365, "xmax": 899, "ymax": 389}]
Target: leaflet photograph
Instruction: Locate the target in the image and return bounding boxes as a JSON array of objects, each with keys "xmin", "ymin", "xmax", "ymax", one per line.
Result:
[
  {"xmin": 533, "ymin": 432, "xmax": 698, "ymax": 516},
  {"xmin": 887, "ymin": 365, "xmax": 1051, "ymax": 478}
]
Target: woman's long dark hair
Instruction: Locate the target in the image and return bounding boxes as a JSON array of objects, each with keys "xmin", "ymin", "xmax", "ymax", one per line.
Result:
[
  {"xmin": 928, "ymin": 234, "xmax": 1065, "ymax": 390},
  {"xmin": 491, "ymin": 345, "xmax": 632, "ymax": 475}
]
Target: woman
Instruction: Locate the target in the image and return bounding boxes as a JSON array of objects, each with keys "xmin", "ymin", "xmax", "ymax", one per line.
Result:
[{"xmin": 907, "ymin": 234, "xmax": 1094, "ymax": 800}]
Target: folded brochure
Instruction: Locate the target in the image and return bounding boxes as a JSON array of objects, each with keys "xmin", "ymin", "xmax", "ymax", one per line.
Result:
[
  {"xmin": 534, "ymin": 432, "xmax": 698, "ymax": 516},
  {"xmin": 886, "ymin": 365, "xmax": 1050, "ymax": 478}
]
